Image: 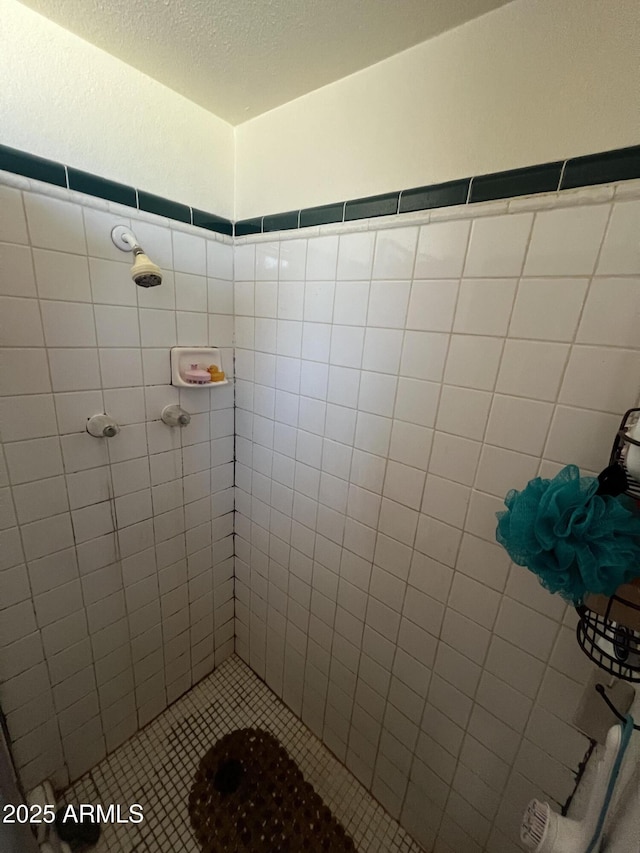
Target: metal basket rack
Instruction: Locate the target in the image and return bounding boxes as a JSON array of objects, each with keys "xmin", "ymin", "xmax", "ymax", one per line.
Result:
[{"xmin": 575, "ymin": 407, "xmax": 640, "ymax": 682}]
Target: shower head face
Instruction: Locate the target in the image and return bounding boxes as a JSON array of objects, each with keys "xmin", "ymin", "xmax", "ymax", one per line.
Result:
[
  {"xmin": 111, "ymin": 226, "xmax": 162, "ymax": 286},
  {"xmin": 131, "ymin": 252, "xmax": 162, "ymax": 288}
]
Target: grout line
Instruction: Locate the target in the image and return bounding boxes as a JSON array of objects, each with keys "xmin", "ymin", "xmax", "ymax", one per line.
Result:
[{"xmin": 557, "ymin": 160, "xmax": 568, "ymax": 191}]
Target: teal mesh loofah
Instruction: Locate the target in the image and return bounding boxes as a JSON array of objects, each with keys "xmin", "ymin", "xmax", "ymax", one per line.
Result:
[{"xmin": 496, "ymin": 465, "xmax": 640, "ymax": 603}]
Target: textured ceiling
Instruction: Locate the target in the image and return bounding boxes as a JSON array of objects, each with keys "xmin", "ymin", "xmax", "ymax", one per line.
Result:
[{"xmin": 18, "ymin": 0, "xmax": 513, "ymax": 125}]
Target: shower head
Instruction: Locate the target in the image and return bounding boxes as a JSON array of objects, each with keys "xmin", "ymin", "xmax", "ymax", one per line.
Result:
[{"xmin": 111, "ymin": 225, "xmax": 162, "ymax": 288}]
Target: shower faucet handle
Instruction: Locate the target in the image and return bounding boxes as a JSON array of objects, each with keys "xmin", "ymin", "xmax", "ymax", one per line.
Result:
[
  {"xmin": 86, "ymin": 413, "xmax": 120, "ymax": 438},
  {"xmin": 161, "ymin": 405, "xmax": 191, "ymax": 427}
]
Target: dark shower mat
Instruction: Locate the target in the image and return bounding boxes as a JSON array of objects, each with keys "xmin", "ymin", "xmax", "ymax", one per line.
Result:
[{"xmin": 188, "ymin": 727, "xmax": 357, "ymax": 852}]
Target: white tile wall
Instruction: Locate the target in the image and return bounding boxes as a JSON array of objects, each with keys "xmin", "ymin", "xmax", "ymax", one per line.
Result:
[
  {"xmin": 0, "ymin": 181, "xmax": 234, "ymax": 791},
  {"xmin": 233, "ymin": 187, "xmax": 639, "ymax": 853}
]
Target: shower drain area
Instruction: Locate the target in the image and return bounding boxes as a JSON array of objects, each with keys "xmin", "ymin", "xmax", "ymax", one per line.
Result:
[{"xmin": 60, "ymin": 656, "xmax": 421, "ymax": 852}]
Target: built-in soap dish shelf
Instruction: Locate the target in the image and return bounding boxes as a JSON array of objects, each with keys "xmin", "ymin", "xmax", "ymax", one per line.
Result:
[{"xmin": 170, "ymin": 347, "xmax": 228, "ymax": 388}]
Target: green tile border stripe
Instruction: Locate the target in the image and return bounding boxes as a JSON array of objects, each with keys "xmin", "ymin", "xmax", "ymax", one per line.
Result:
[
  {"xmin": 2, "ymin": 142, "xmax": 638, "ymax": 240},
  {"xmin": 235, "ymin": 143, "xmax": 640, "ymax": 236},
  {"xmin": 0, "ymin": 143, "xmax": 233, "ymax": 237}
]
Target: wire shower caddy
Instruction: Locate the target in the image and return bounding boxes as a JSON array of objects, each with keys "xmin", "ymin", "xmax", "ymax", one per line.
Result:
[{"xmin": 575, "ymin": 407, "xmax": 640, "ymax": 682}]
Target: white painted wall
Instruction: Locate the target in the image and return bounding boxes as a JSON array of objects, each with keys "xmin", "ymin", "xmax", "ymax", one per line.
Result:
[
  {"xmin": 235, "ymin": 0, "xmax": 640, "ymax": 219},
  {"xmin": 0, "ymin": 0, "xmax": 234, "ymax": 217}
]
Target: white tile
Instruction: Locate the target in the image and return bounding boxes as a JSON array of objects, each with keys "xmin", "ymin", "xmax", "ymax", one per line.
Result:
[
  {"xmin": 23, "ymin": 193, "xmax": 86, "ymax": 254},
  {"xmin": 0, "ymin": 185, "xmax": 29, "ymax": 244},
  {"xmin": 276, "ymin": 320, "xmax": 302, "ymax": 357},
  {"xmin": 0, "ymin": 395, "xmax": 57, "ymax": 442},
  {"xmin": 66, "ymin": 466, "xmax": 110, "ymax": 509},
  {"xmin": 206, "ymin": 239, "xmax": 232, "ymax": 280},
  {"xmin": 333, "ymin": 282, "xmax": 369, "ymax": 325},
  {"xmin": 576, "ymin": 277, "xmax": 640, "ymax": 348},
  {"xmin": 175, "ymin": 272, "xmax": 207, "ymax": 312},
  {"xmin": 103, "ymin": 388, "xmax": 146, "ymax": 426},
  {"xmin": 60, "ymin": 432, "xmax": 109, "ymax": 473},
  {"xmin": 0, "ymin": 528, "xmax": 25, "ymax": 571},
  {"xmin": 133, "ymin": 220, "xmax": 174, "ymax": 271},
  {"xmin": 72, "ymin": 501, "xmax": 114, "ymax": 543},
  {"xmin": 362, "ymin": 328, "xmax": 404, "ymax": 374},
  {"xmin": 303, "ymin": 281, "xmax": 334, "ymax": 323},
  {"xmin": 330, "ymin": 325, "xmax": 364, "ymax": 368},
  {"xmin": 177, "ymin": 311, "xmax": 208, "ymax": 346},
  {"xmin": 465, "ymin": 489, "xmax": 505, "ymax": 543},
  {"xmin": 0, "ymin": 349, "xmax": 51, "ymax": 396},
  {"xmin": 393, "ymin": 378, "xmax": 439, "ymax": 427},
  {"xmin": 279, "ymin": 239, "xmax": 307, "ymax": 280},
  {"xmin": 99, "ymin": 349, "xmax": 143, "ymax": 388},
  {"xmin": 559, "ymin": 345, "xmax": 640, "ymax": 413},
  {"xmin": 444, "ymin": 335, "xmax": 503, "ymax": 391},
  {"xmin": 54, "ymin": 390, "xmax": 103, "ymax": 434},
  {"xmin": 0, "ymin": 488, "xmax": 16, "ymax": 530},
  {"xmin": 367, "ymin": 280, "xmax": 411, "ymax": 329},
  {"xmin": 484, "ymin": 635, "xmax": 545, "ymax": 700},
  {"xmin": 41, "ymin": 301, "xmax": 96, "ymax": 347},
  {"xmin": 453, "ymin": 279, "xmax": 517, "ymax": 336},
  {"xmin": 464, "ymin": 213, "xmax": 533, "ymax": 277},
  {"xmin": 107, "ymin": 423, "xmax": 148, "ymax": 463},
  {"xmin": 524, "ymin": 204, "xmax": 610, "ymax": 276},
  {"xmin": 350, "ymin": 448, "xmax": 386, "ymax": 493},
  {"xmin": 172, "ymin": 230, "xmax": 206, "ymax": 275},
  {"xmin": 496, "ymin": 340, "xmax": 569, "ymax": 402},
  {"xmin": 597, "ymin": 200, "xmax": 640, "ymax": 274},
  {"xmin": 383, "ymin": 461, "xmax": 426, "ymax": 510},
  {"xmin": 372, "ymin": 227, "xmax": 418, "ymax": 279},
  {"xmin": 475, "ymin": 445, "xmax": 539, "ymax": 497},
  {"xmin": 358, "ymin": 371, "xmax": 397, "ymax": 417},
  {"xmin": 306, "ymin": 235, "xmax": 338, "ymax": 280},
  {"xmin": 208, "ymin": 278, "xmax": 233, "ymax": 315},
  {"xmin": 0, "ymin": 601, "xmax": 37, "ymax": 646},
  {"xmin": 545, "ymin": 406, "xmax": 619, "ymax": 472},
  {"xmin": 436, "ymin": 386, "xmax": 492, "ymax": 441},
  {"xmin": 33, "ymin": 249, "xmax": 91, "ymax": 302},
  {"xmin": 234, "ymin": 243, "xmax": 255, "ymax": 280},
  {"xmin": 21, "ymin": 513, "xmax": 74, "ymax": 562},
  {"xmin": 255, "ymin": 242, "xmax": 279, "ymax": 280},
  {"xmin": 139, "ymin": 308, "xmax": 177, "ymax": 348},
  {"xmin": 429, "ymin": 433, "xmax": 481, "ymax": 486},
  {"xmin": 83, "ymin": 207, "xmax": 131, "ymax": 262},
  {"xmin": 414, "ymin": 220, "xmax": 470, "ymax": 278},
  {"xmin": 422, "ymin": 474, "xmax": 470, "ymax": 527},
  {"xmin": 389, "ymin": 421, "xmax": 433, "ymax": 469},
  {"xmin": 93, "ymin": 303, "xmax": 140, "ymax": 347},
  {"xmin": 378, "ymin": 499, "xmax": 419, "ymax": 547},
  {"xmin": 400, "ymin": 332, "xmax": 449, "ymax": 381},
  {"xmin": 336, "ymin": 232, "xmax": 375, "ymax": 280},
  {"xmin": 0, "ymin": 242, "xmax": 36, "ymax": 297},
  {"xmin": 13, "ymin": 476, "xmax": 69, "ymax": 523},
  {"xmin": 440, "ymin": 604, "xmax": 491, "ymax": 664},
  {"xmin": 494, "ymin": 597, "xmax": 558, "ymax": 661},
  {"xmin": 277, "ymin": 282, "xmax": 304, "ymax": 320},
  {"xmin": 406, "ymin": 280, "xmax": 458, "ymax": 332},
  {"xmin": 485, "ymin": 395, "xmax": 553, "ymax": 455},
  {"xmin": 5, "ymin": 437, "xmax": 63, "ymax": 484},
  {"xmin": 0, "ymin": 296, "xmax": 44, "ymax": 345},
  {"xmin": 509, "ymin": 277, "xmax": 588, "ymax": 342},
  {"xmin": 89, "ymin": 258, "xmax": 137, "ymax": 306},
  {"xmin": 49, "ymin": 349, "xmax": 100, "ymax": 391},
  {"xmin": 448, "ymin": 573, "xmax": 500, "ymax": 630}
]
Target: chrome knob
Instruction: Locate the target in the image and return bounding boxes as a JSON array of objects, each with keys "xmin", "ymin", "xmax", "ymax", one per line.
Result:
[
  {"xmin": 161, "ymin": 405, "xmax": 191, "ymax": 427},
  {"xmin": 86, "ymin": 414, "xmax": 120, "ymax": 438}
]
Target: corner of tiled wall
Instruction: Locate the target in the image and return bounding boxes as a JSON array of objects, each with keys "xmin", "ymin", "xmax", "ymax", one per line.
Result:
[
  {"xmin": 0, "ymin": 175, "xmax": 235, "ymax": 789},
  {"xmin": 231, "ymin": 187, "xmax": 640, "ymax": 853}
]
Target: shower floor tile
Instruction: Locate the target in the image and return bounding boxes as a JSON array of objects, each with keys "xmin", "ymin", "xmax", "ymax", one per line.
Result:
[{"xmin": 60, "ymin": 655, "xmax": 422, "ymax": 852}]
